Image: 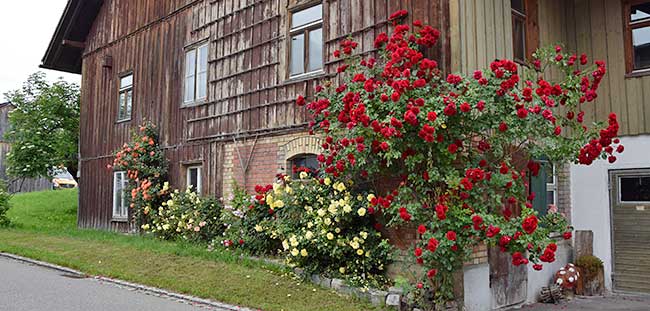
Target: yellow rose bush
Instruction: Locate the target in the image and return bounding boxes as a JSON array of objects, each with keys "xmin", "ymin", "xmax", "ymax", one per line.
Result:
[{"xmin": 228, "ymin": 174, "xmax": 393, "ymax": 288}]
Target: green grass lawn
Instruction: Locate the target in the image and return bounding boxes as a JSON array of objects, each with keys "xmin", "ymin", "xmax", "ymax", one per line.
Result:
[{"xmin": 0, "ymin": 189, "xmax": 379, "ymax": 311}]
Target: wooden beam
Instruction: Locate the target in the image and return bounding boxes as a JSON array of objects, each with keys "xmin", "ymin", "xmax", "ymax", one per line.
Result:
[{"xmin": 61, "ymin": 40, "xmax": 85, "ymax": 49}]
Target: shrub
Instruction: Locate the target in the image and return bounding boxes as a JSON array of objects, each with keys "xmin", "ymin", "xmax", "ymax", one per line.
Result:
[
  {"xmin": 238, "ymin": 174, "xmax": 393, "ymax": 288},
  {"xmin": 0, "ymin": 182, "xmax": 10, "ymax": 227},
  {"xmin": 576, "ymin": 255, "xmax": 603, "ymax": 278},
  {"xmin": 219, "ymin": 184, "xmax": 280, "ymax": 254},
  {"xmin": 143, "ymin": 186, "xmax": 223, "ymax": 242}
]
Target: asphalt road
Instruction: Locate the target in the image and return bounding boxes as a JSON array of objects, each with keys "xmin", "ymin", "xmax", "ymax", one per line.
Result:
[{"xmin": 0, "ymin": 256, "xmax": 224, "ymax": 311}]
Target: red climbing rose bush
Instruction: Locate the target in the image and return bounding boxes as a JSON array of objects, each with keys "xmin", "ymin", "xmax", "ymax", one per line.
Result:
[{"xmin": 296, "ymin": 12, "xmax": 623, "ymax": 305}]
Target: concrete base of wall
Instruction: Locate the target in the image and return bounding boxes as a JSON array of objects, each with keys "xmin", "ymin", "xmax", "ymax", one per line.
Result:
[
  {"xmin": 463, "ymin": 263, "xmax": 491, "ymax": 311},
  {"xmin": 463, "ymin": 240, "xmax": 573, "ymax": 310}
]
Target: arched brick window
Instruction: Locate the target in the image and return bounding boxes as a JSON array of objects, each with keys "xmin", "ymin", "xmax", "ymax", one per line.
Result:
[{"xmin": 287, "ymin": 153, "xmax": 319, "ymax": 179}]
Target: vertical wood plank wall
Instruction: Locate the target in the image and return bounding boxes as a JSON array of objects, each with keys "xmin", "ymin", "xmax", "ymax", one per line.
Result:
[
  {"xmin": 454, "ymin": 0, "xmax": 647, "ymax": 136},
  {"xmin": 78, "ymin": 0, "xmax": 451, "ymax": 229}
]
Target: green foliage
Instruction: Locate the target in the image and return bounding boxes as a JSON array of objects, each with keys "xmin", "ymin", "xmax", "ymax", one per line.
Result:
[
  {"xmin": 225, "ymin": 176, "xmax": 393, "ymax": 288},
  {"xmin": 0, "ymin": 182, "xmax": 11, "ymax": 227},
  {"xmin": 4, "ymin": 72, "xmax": 80, "ymax": 180},
  {"xmin": 576, "ymin": 255, "xmax": 603, "ymax": 278}
]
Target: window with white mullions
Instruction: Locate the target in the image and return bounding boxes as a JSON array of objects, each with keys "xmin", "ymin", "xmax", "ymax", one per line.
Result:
[
  {"xmin": 184, "ymin": 43, "xmax": 208, "ymax": 104},
  {"xmin": 289, "ymin": 4, "xmax": 323, "ymax": 77},
  {"xmin": 113, "ymin": 171, "xmax": 128, "ymax": 220},
  {"xmin": 117, "ymin": 74, "xmax": 133, "ymax": 121}
]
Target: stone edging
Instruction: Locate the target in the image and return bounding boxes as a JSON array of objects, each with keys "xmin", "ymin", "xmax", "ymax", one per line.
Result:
[
  {"xmin": 0, "ymin": 252, "xmax": 256, "ymax": 311},
  {"xmin": 293, "ymin": 268, "xmax": 405, "ymax": 310}
]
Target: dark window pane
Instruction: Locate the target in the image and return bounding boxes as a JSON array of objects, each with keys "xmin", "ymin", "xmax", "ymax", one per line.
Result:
[
  {"xmin": 631, "ymin": 3, "xmax": 650, "ymax": 22},
  {"xmin": 620, "ymin": 176, "xmax": 650, "ymax": 202},
  {"xmin": 512, "ymin": 18, "xmax": 526, "ymax": 61},
  {"xmin": 633, "ymin": 26, "xmax": 650, "ymax": 69},
  {"xmin": 290, "ymin": 154, "xmax": 319, "ymax": 178},
  {"xmin": 511, "ymin": 0, "xmax": 525, "ymax": 14},
  {"xmin": 291, "ymin": 4, "xmax": 322, "ymax": 29}
]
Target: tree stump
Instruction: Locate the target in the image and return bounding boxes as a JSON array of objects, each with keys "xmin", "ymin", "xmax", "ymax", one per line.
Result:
[{"xmin": 575, "ymin": 266, "xmax": 604, "ymax": 296}]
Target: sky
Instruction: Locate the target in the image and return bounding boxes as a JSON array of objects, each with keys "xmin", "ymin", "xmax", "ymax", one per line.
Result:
[{"xmin": 0, "ymin": 0, "xmax": 80, "ymax": 101}]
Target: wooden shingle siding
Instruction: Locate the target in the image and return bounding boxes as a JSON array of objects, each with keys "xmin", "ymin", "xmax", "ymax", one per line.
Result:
[{"xmin": 77, "ymin": 0, "xmax": 451, "ymax": 229}]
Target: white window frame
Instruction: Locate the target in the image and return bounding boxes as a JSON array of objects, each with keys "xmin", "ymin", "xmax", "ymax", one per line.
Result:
[
  {"xmin": 183, "ymin": 43, "xmax": 209, "ymax": 105},
  {"xmin": 112, "ymin": 171, "xmax": 128, "ymax": 220},
  {"xmin": 617, "ymin": 173, "xmax": 650, "ymax": 204},
  {"xmin": 288, "ymin": 3, "xmax": 324, "ymax": 78},
  {"xmin": 186, "ymin": 166, "xmax": 202, "ymax": 194},
  {"xmin": 117, "ymin": 73, "xmax": 133, "ymax": 122}
]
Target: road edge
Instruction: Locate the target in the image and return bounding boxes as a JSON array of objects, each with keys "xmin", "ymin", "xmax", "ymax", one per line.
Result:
[{"xmin": 0, "ymin": 252, "xmax": 257, "ymax": 311}]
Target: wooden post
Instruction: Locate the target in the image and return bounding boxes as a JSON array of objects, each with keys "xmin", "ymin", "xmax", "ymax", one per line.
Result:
[{"xmin": 574, "ymin": 230, "xmax": 594, "ymax": 259}]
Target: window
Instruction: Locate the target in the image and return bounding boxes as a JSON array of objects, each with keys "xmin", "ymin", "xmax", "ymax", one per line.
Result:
[
  {"xmin": 184, "ymin": 43, "xmax": 208, "ymax": 104},
  {"xmin": 619, "ymin": 175, "xmax": 650, "ymax": 202},
  {"xmin": 187, "ymin": 166, "xmax": 202, "ymax": 194},
  {"xmin": 624, "ymin": 1, "xmax": 650, "ymax": 73},
  {"xmin": 510, "ymin": 0, "xmax": 538, "ymax": 63},
  {"xmin": 288, "ymin": 153, "xmax": 319, "ymax": 179},
  {"xmin": 117, "ymin": 74, "xmax": 133, "ymax": 121},
  {"xmin": 289, "ymin": 4, "xmax": 323, "ymax": 77},
  {"xmin": 530, "ymin": 161, "xmax": 557, "ymax": 215},
  {"xmin": 113, "ymin": 171, "xmax": 128, "ymax": 220}
]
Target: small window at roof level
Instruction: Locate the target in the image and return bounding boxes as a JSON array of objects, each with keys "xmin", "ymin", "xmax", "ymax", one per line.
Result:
[
  {"xmin": 626, "ymin": 2, "xmax": 650, "ymax": 72},
  {"xmin": 288, "ymin": 153, "xmax": 319, "ymax": 179},
  {"xmin": 184, "ymin": 43, "xmax": 208, "ymax": 104},
  {"xmin": 289, "ymin": 4, "xmax": 323, "ymax": 78},
  {"xmin": 117, "ymin": 74, "xmax": 133, "ymax": 122},
  {"xmin": 619, "ymin": 175, "xmax": 650, "ymax": 203}
]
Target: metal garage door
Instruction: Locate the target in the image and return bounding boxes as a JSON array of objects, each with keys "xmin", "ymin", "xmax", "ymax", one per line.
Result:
[{"xmin": 610, "ymin": 169, "xmax": 650, "ymax": 293}]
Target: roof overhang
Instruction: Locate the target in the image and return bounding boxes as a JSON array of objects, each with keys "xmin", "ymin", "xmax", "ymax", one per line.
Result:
[{"xmin": 40, "ymin": 0, "xmax": 103, "ymax": 74}]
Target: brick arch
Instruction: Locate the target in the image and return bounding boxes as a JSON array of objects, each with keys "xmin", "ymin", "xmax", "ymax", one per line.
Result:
[{"xmin": 278, "ymin": 135, "xmax": 322, "ymax": 173}]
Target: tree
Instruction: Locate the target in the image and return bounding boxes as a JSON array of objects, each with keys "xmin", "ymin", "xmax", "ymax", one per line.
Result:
[
  {"xmin": 296, "ymin": 10, "xmax": 622, "ymax": 307},
  {"xmin": 4, "ymin": 72, "xmax": 80, "ymax": 185}
]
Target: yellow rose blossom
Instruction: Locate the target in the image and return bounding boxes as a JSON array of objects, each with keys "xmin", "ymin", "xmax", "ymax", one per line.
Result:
[
  {"xmin": 324, "ymin": 177, "xmax": 331, "ymax": 186},
  {"xmin": 282, "ymin": 240, "xmax": 290, "ymax": 250},
  {"xmin": 357, "ymin": 208, "xmax": 366, "ymax": 216},
  {"xmin": 360, "ymin": 231, "xmax": 368, "ymax": 239},
  {"xmin": 291, "ymin": 248, "xmax": 299, "ymax": 256},
  {"xmin": 326, "ymin": 232, "xmax": 334, "ymax": 240},
  {"xmin": 335, "ymin": 228, "xmax": 341, "ymax": 233},
  {"xmin": 299, "ymin": 171, "xmax": 308, "ymax": 179},
  {"xmin": 300, "ymin": 249, "xmax": 308, "ymax": 257},
  {"xmin": 350, "ymin": 241, "xmax": 359, "ymax": 249},
  {"xmin": 343, "ymin": 205, "xmax": 352, "ymax": 213},
  {"xmin": 254, "ymin": 224, "xmax": 263, "ymax": 232},
  {"xmin": 357, "ymin": 249, "xmax": 364, "ymax": 256},
  {"xmin": 317, "ymin": 209, "xmax": 326, "ymax": 217},
  {"xmin": 307, "ymin": 222, "xmax": 313, "ymax": 228},
  {"xmin": 333, "ymin": 182, "xmax": 346, "ymax": 192},
  {"xmin": 357, "ymin": 195, "xmax": 363, "ymax": 201},
  {"xmin": 305, "ymin": 231, "xmax": 314, "ymax": 239},
  {"xmin": 290, "ymin": 236, "xmax": 299, "ymax": 247},
  {"xmin": 367, "ymin": 194, "xmax": 376, "ymax": 202},
  {"xmin": 339, "ymin": 267, "xmax": 345, "ymax": 274},
  {"xmin": 324, "ymin": 218, "xmax": 332, "ymax": 226}
]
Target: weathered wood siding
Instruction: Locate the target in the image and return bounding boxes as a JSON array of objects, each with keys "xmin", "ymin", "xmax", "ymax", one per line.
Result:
[
  {"xmin": 452, "ymin": 0, "xmax": 513, "ymax": 74},
  {"xmin": 566, "ymin": 0, "xmax": 648, "ymax": 136},
  {"xmin": 453, "ymin": 0, "xmax": 647, "ymax": 136},
  {"xmin": 78, "ymin": 0, "xmax": 451, "ymax": 229}
]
